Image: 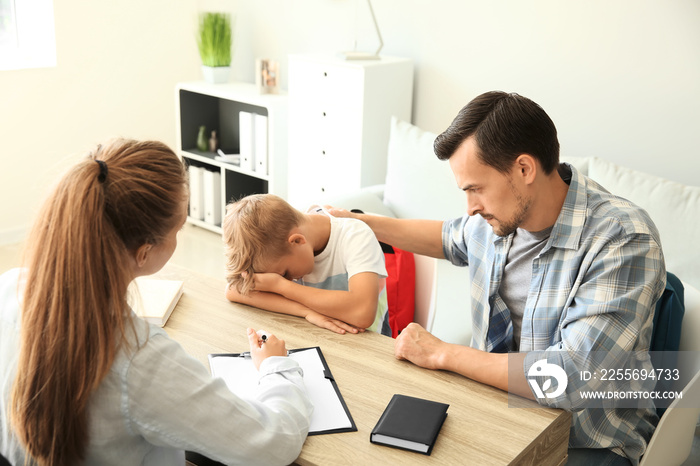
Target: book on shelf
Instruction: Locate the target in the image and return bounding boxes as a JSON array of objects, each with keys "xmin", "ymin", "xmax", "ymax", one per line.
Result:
[
  {"xmin": 370, "ymin": 394, "xmax": 449, "ymax": 455},
  {"xmin": 188, "ymin": 165, "xmax": 204, "ymax": 220},
  {"xmin": 202, "ymin": 169, "xmax": 222, "ymax": 226},
  {"xmin": 254, "ymin": 113, "xmax": 268, "ymax": 175},
  {"xmin": 239, "ymin": 111, "xmax": 254, "ymax": 171},
  {"xmin": 129, "ymin": 277, "xmax": 184, "ymax": 327}
]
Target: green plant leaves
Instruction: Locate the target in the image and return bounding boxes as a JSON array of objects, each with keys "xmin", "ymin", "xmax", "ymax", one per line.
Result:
[{"xmin": 197, "ymin": 12, "xmax": 232, "ymax": 67}]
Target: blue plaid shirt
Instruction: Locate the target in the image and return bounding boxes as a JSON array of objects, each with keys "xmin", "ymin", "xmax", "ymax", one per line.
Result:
[{"xmin": 442, "ymin": 163, "xmax": 665, "ymax": 464}]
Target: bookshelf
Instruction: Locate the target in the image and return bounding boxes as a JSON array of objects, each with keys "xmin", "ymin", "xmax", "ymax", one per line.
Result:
[{"xmin": 176, "ymin": 81, "xmax": 288, "ymax": 234}]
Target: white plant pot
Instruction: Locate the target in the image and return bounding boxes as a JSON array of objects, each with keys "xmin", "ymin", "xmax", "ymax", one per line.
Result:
[{"xmin": 201, "ymin": 66, "xmax": 231, "ymax": 84}]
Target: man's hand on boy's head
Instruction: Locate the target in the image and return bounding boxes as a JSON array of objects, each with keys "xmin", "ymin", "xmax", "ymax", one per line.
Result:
[
  {"xmin": 321, "ymin": 205, "xmax": 356, "ymax": 219},
  {"xmin": 304, "ymin": 310, "xmax": 365, "ymax": 335},
  {"xmin": 305, "ymin": 204, "xmax": 323, "ymax": 214}
]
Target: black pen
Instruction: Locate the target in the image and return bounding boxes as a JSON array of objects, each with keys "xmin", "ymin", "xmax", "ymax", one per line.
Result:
[{"xmin": 238, "ymin": 335, "xmax": 268, "ymax": 357}]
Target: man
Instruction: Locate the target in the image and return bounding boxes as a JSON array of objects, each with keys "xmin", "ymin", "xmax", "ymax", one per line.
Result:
[{"xmin": 330, "ymin": 91, "xmax": 665, "ymax": 465}]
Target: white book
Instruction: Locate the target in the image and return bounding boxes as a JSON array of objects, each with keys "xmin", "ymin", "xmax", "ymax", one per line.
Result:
[
  {"xmin": 188, "ymin": 165, "xmax": 204, "ymax": 220},
  {"xmin": 239, "ymin": 111, "xmax": 254, "ymax": 171},
  {"xmin": 254, "ymin": 114, "xmax": 268, "ymax": 175},
  {"xmin": 129, "ymin": 277, "xmax": 184, "ymax": 327},
  {"xmin": 202, "ymin": 169, "xmax": 222, "ymax": 226}
]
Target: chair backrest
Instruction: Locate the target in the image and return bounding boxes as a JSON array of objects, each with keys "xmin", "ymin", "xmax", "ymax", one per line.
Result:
[
  {"xmin": 650, "ymin": 272, "xmax": 685, "ymax": 352},
  {"xmin": 679, "ymin": 281, "xmax": 700, "ymax": 352},
  {"xmin": 639, "ymin": 368, "xmax": 700, "ymax": 466},
  {"xmin": 640, "ymin": 273, "xmax": 700, "ymax": 465}
]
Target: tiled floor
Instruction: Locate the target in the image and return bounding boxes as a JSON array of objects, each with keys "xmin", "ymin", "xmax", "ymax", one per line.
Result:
[{"xmin": 1, "ymin": 224, "xmax": 699, "ymax": 464}]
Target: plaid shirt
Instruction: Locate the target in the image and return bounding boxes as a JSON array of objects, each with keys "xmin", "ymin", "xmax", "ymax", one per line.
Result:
[{"xmin": 442, "ymin": 163, "xmax": 665, "ymax": 464}]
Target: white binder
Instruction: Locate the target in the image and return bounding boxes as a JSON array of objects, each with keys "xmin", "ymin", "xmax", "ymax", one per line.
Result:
[
  {"xmin": 202, "ymin": 169, "xmax": 222, "ymax": 225},
  {"xmin": 254, "ymin": 114, "xmax": 268, "ymax": 175},
  {"xmin": 188, "ymin": 165, "xmax": 204, "ymax": 220},
  {"xmin": 239, "ymin": 111, "xmax": 254, "ymax": 171}
]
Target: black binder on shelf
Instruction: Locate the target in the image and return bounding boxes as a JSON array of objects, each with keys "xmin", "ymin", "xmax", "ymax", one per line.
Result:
[{"xmin": 208, "ymin": 346, "xmax": 356, "ymax": 435}]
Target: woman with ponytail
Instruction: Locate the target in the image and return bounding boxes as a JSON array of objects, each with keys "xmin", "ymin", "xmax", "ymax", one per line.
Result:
[{"xmin": 0, "ymin": 139, "xmax": 311, "ymax": 465}]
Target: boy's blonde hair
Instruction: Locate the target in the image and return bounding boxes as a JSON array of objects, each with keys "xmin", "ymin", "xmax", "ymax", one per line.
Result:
[{"xmin": 224, "ymin": 194, "xmax": 305, "ymax": 294}]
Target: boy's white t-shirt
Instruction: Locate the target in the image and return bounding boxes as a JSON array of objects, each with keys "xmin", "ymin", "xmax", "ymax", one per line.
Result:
[{"xmin": 295, "ymin": 216, "xmax": 389, "ymax": 334}]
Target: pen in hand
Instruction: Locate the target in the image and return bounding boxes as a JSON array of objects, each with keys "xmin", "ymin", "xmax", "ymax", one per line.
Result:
[
  {"xmin": 239, "ymin": 335, "xmax": 267, "ymax": 358},
  {"xmin": 241, "ymin": 329, "xmax": 288, "ymax": 363}
]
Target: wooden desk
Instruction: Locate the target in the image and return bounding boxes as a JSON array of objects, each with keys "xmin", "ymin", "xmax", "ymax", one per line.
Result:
[{"xmin": 160, "ymin": 264, "xmax": 571, "ymax": 465}]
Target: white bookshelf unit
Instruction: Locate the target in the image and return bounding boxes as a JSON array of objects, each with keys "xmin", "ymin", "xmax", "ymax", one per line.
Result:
[
  {"xmin": 176, "ymin": 82, "xmax": 288, "ymax": 234},
  {"xmin": 287, "ymin": 54, "xmax": 413, "ymax": 209}
]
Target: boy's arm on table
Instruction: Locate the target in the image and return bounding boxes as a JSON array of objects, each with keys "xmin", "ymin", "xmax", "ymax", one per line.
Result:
[
  {"xmin": 250, "ymin": 271, "xmax": 380, "ymax": 329},
  {"xmin": 225, "ymin": 284, "xmax": 362, "ymax": 334}
]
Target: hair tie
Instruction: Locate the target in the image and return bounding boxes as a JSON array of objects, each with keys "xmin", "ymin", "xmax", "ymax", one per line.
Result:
[{"xmin": 95, "ymin": 159, "xmax": 108, "ymax": 183}]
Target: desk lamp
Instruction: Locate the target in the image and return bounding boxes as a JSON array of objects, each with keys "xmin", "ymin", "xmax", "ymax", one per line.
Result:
[{"xmin": 340, "ymin": 0, "xmax": 383, "ymax": 60}]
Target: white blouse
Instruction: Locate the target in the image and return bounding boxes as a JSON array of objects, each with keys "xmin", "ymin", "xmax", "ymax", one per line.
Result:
[{"xmin": 0, "ymin": 268, "xmax": 312, "ymax": 465}]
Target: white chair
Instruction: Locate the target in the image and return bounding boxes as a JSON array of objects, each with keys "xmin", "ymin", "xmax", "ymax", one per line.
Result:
[
  {"xmin": 639, "ymin": 282, "xmax": 700, "ymax": 466},
  {"xmin": 639, "ymin": 369, "xmax": 700, "ymax": 466}
]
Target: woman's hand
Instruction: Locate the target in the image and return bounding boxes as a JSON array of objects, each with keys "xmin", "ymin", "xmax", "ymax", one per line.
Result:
[{"xmin": 247, "ymin": 328, "xmax": 287, "ymax": 370}]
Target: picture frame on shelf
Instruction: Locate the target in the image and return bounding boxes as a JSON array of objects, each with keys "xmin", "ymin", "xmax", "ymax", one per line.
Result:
[{"xmin": 256, "ymin": 58, "xmax": 280, "ymax": 94}]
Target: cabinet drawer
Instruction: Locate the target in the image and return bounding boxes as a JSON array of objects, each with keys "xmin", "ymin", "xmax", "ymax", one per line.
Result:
[
  {"xmin": 289, "ymin": 60, "xmax": 364, "ymax": 109},
  {"xmin": 289, "ymin": 105, "xmax": 362, "ymax": 153},
  {"xmin": 289, "ymin": 101, "xmax": 363, "ymax": 126},
  {"xmin": 288, "ymin": 146, "xmax": 360, "ymax": 206}
]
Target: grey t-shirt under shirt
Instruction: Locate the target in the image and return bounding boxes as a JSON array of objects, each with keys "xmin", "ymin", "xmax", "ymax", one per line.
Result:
[{"xmin": 500, "ymin": 225, "xmax": 552, "ymax": 349}]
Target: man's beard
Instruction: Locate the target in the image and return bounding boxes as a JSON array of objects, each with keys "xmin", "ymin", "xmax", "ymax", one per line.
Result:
[{"xmin": 488, "ymin": 185, "xmax": 532, "ymax": 237}]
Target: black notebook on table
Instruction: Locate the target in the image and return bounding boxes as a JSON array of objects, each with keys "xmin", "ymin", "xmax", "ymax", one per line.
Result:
[{"xmin": 370, "ymin": 394, "xmax": 449, "ymax": 455}]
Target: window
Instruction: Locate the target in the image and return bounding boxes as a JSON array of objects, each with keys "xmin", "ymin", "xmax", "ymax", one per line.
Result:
[
  {"xmin": 0, "ymin": 0, "xmax": 56, "ymax": 71},
  {"xmin": 0, "ymin": 0, "xmax": 18, "ymax": 50}
]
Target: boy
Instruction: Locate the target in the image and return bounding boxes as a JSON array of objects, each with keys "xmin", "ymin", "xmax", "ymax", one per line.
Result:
[{"xmin": 223, "ymin": 194, "xmax": 390, "ymax": 336}]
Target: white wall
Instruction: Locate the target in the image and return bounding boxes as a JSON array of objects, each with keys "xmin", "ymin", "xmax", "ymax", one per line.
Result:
[
  {"xmin": 1, "ymin": 0, "xmax": 699, "ymax": 243},
  {"xmin": 0, "ymin": 0, "xmax": 201, "ymax": 243},
  {"xmin": 227, "ymin": 0, "xmax": 699, "ymax": 187}
]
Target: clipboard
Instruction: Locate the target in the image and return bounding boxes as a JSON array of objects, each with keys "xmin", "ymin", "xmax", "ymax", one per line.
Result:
[{"xmin": 208, "ymin": 346, "xmax": 357, "ymax": 435}]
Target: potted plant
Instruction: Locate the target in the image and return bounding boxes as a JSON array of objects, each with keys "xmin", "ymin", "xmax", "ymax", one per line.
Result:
[{"xmin": 197, "ymin": 12, "xmax": 232, "ymax": 84}]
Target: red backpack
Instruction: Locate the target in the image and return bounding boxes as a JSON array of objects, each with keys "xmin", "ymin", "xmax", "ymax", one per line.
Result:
[
  {"xmin": 350, "ymin": 210, "xmax": 415, "ymax": 338},
  {"xmin": 381, "ymin": 242, "xmax": 415, "ymax": 338}
]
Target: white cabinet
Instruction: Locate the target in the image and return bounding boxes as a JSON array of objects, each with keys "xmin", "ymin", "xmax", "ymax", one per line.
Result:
[
  {"xmin": 287, "ymin": 54, "xmax": 413, "ymax": 209},
  {"xmin": 176, "ymin": 81, "xmax": 288, "ymax": 234}
]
